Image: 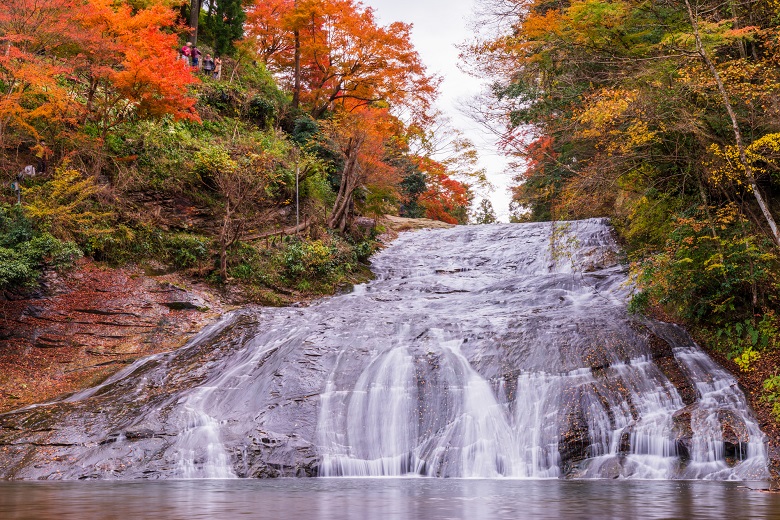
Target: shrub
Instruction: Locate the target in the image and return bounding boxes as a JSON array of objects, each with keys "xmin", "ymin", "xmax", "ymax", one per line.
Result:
[
  {"xmin": 733, "ymin": 346, "xmax": 760, "ymax": 372},
  {"xmin": 763, "ymin": 375, "xmax": 780, "ymax": 422},
  {"xmin": 22, "ymin": 167, "xmax": 113, "ymax": 243},
  {"xmin": 282, "ymin": 238, "xmax": 336, "ymax": 279},
  {"xmin": 89, "ymin": 225, "xmax": 212, "ymax": 270},
  {"xmin": 631, "ymin": 204, "xmax": 779, "ymax": 326},
  {"xmin": 0, "ymin": 204, "xmax": 81, "ymax": 289}
]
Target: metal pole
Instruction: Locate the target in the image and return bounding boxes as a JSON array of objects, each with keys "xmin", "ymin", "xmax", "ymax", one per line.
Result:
[{"xmin": 296, "ymin": 165, "xmax": 300, "ymax": 232}]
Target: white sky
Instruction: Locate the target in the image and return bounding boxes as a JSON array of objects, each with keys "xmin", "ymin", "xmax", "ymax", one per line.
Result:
[{"xmin": 364, "ymin": 0, "xmax": 514, "ymax": 221}]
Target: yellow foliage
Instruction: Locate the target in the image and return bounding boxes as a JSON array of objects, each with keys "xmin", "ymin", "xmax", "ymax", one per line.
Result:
[
  {"xmin": 707, "ymin": 133, "xmax": 780, "ymax": 188},
  {"xmin": 521, "ymin": 10, "xmax": 563, "ymax": 39},
  {"xmin": 577, "ymin": 89, "xmax": 636, "ymax": 136},
  {"xmin": 576, "ymin": 89, "xmax": 657, "ymax": 154},
  {"xmin": 22, "ymin": 167, "xmax": 113, "ymax": 241},
  {"xmin": 564, "ymin": 0, "xmax": 628, "ymax": 46},
  {"xmin": 734, "ymin": 347, "xmax": 760, "ymax": 372},
  {"xmin": 618, "ymin": 121, "xmax": 658, "ymax": 153}
]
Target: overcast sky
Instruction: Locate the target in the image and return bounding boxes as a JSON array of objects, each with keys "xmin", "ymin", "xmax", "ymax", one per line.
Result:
[{"xmin": 364, "ymin": 0, "xmax": 514, "ymax": 221}]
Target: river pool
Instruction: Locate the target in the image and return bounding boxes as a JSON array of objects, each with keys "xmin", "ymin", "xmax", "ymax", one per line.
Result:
[{"xmin": 1, "ymin": 478, "xmax": 777, "ymax": 519}]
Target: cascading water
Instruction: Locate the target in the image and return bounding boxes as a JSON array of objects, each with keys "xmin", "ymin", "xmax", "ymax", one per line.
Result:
[{"xmin": 0, "ymin": 219, "xmax": 769, "ymax": 480}]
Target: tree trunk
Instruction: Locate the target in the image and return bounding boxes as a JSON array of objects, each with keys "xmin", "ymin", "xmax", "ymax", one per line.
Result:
[
  {"xmin": 683, "ymin": 0, "xmax": 780, "ymax": 248},
  {"xmin": 293, "ymin": 29, "xmax": 301, "ymax": 109},
  {"xmin": 189, "ymin": 0, "xmax": 201, "ymax": 45},
  {"xmin": 219, "ymin": 203, "xmax": 234, "ymax": 280},
  {"xmin": 292, "ymin": 0, "xmax": 300, "ymax": 109},
  {"xmin": 327, "ymin": 136, "xmax": 364, "ymax": 230}
]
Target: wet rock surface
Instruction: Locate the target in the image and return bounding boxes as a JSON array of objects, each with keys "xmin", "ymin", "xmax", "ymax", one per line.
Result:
[
  {"xmin": 0, "ymin": 259, "xmax": 225, "ymax": 413},
  {"xmin": 0, "ymin": 220, "xmax": 770, "ymax": 480}
]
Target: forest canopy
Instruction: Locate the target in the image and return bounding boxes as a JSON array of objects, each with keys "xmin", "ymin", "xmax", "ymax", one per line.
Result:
[{"xmin": 463, "ymin": 0, "xmax": 780, "ymax": 378}]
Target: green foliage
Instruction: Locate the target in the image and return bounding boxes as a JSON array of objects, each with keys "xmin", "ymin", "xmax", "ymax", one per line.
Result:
[
  {"xmin": 225, "ymin": 232, "xmax": 375, "ymax": 296},
  {"xmin": 713, "ymin": 315, "xmax": 779, "ymax": 359},
  {"xmin": 114, "ymin": 117, "xmax": 198, "ymax": 190},
  {"xmin": 301, "ymin": 170, "xmax": 336, "ymax": 208},
  {"xmin": 631, "ymin": 204, "xmax": 780, "ymax": 366},
  {"xmin": 90, "ymin": 225, "xmax": 212, "ymax": 270},
  {"xmin": 290, "ymin": 115, "xmax": 342, "ymax": 177},
  {"xmin": 619, "ymin": 189, "xmax": 686, "ymax": 255},
  {"xmin": 291, "ymin": 116, "xmax": 320, "ymax": 145},
  {"xmin": 471, "ymin": 199, "xmax": 498, "ymax": 225},
  {"xmin": 193, "ymin": 145, "xmax": 237, "ymax": 185},
  {"xmin": 627, "ymin": 289, "xmax": 649, "ymax": 315},
  {"xmin": 763, "ymin": 374, "xmax": 780, "ymax": 422},
  {"xmin": 350, "ymin": 235, "xmax": 378, "ymax": 264},
  {"xmin": 248, "ymin": 96, "xmax": 277, "ymax": 128},
  {"xmin": 0, "ymin": 204, "xmax": 81, "ymax": 289},
  {"xmin": 281, "ymin": 238, "xmax": 339, "ymax": 279},
  {"xmin": 632, "ymin": 206, "xmax": 779, "ymax": 326},
  {"xmin": 200, "ymin": 82, "xmax": 247, "ymax": 117},
  {"xmin": 399, "ymin": 169, "xmax": 427, "ymax": 218},
  {"xmin": 165, "ymin": 233, "xmax": 213, "ymax": 269},
  {"xmin": 200, "ymin": 0, "xmax": 246, "ymax": 57},
  {"xmin": 232, "ymin": 61, "xmax": 289, "ymax": 107},
  {"xmin": 197, "ymin": 62, "xmax": 287, "ymax": 125}
]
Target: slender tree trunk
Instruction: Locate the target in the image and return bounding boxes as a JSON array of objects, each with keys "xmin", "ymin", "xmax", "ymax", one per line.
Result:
[
  {"xmin": 292, "ymin": 0, "xmax": 301, "ymax": 109},
  {"xmin": 189, "ymin": 0, "xmax": 200, "ymax": 45},
  {"xmin": 220, "ymin": 203, "xmax": 233, "ymax": 280},
  {"xmin": 684, "ymin": 0, "xmax": 780, "ymax": 248},
  {"xmin": 293, "ymin": 29, "xmax": 301, "ymax": 109}
]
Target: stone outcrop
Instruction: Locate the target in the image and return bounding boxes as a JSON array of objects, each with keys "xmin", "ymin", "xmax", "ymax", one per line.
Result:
[{"xmin": 0, "ymin": 259, "xmax": 225, "ymax": 413}]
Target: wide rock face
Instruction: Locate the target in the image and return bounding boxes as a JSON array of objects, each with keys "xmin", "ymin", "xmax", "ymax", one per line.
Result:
[
  {"xmin": 0, "ymin": 259, "xmax": 222, "ymax": 413},
  {"xmin": 0, "ymin": 219, "xmax": 769, "ymax": 479}
]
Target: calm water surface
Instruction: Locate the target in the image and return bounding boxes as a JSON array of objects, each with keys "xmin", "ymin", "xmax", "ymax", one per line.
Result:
[{"xmin": 1, "ymin": 479, "xmax": 778, "ymax": 519}]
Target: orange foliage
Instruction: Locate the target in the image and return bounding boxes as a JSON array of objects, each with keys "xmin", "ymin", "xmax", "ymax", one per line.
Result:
[
  {"xmin": 0, "ymin": 0, "xmax": 198, "ymax": 148},
  {"xmin": 417, "ymin": 157, "xmax": 471, "ymax": 224},
  {"xmin": 246, "ymin": 0, "xmax": 437, "ymax": 119},
  {"xmin": 0, "ymin": 0, "xmax": 77, "ymax": 144},
  {"xmin": 324, "ymin": 107, "xmax": 406, "ymax": 228},
  {"xmin": 74, "ymin": 0, "xmax": 199, "ymax": 134}
]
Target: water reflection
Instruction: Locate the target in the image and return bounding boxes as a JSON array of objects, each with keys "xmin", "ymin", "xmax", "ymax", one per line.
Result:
[{"xmin": 1, "ymin": 479, "xmax": 777, "ymax": 519}]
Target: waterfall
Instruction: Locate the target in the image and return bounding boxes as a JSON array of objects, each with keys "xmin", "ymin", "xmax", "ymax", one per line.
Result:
[
  {"xmin": 0, "ymin": 219, "xmax": 769, "ymax": 480},
  {"xmin": 314, "ymin": 219, "xmax": 768, "ymax": 479}
]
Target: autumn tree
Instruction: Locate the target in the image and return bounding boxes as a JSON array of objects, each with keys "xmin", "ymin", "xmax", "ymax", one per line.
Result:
[
  {"xmin": 465, "ymin": 0, "xmax": 780, "ymax": 359},
  {"xmin": 467, "ymin": 0, "xmax": 780, "ymax": 234},
  {"xmin": 0, "ymin": 0, "xmax": 198, "ymax": 166},
  {"xmin": 246, "ymin": 0, "xmax": 437, "ymax": 119},
  {"xmin": 677, "ymin": 0, "xmax": 780, "ymax": 247},
  {"xmin": 0, "ymin": 0, "xmax": 78, "ymax": 151},
  {"xmin": 73, "ymin": 0, "xmax": 199, "ymax": 140},
  {"xmin": 324, "ymin": 108, "xmax": 402, "ymax": 231},
  {"xmin": 417, "ymin": 155, "xmax": 472, "ymax": 225}
]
